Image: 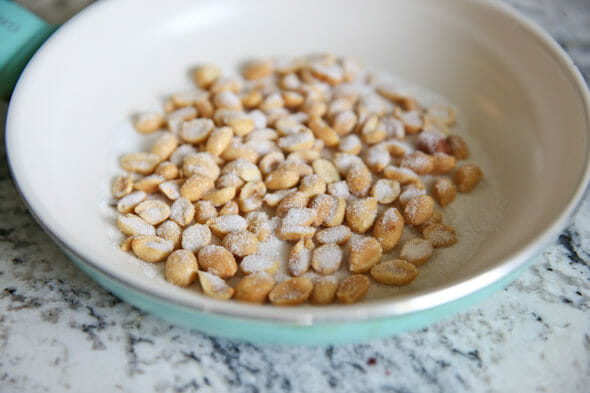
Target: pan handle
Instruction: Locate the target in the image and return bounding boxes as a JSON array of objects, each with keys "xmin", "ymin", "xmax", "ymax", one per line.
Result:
[{"xmin": 0, "ymin": 1, "xmax": 58, "ymax": 100}]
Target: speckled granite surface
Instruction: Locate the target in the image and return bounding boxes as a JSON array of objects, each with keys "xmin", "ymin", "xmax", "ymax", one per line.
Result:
[{"xmin": 1, "ymin": 1, "xmax": 589, "ymax": 392}]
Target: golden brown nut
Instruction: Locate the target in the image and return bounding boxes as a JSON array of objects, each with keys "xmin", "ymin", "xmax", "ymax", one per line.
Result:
[
  {"xmin": 370, "ymin": 259, "xmax": 418, "ymax": 285},
  {"xmin": 336, "ymin": 275, "xmax": 370, "ymax": 304},
  {"xmin": 198, "ymin": 271, "xmax": 234, "ymax": 300},
  {"xmin": 348, "ymin": 236, "xmax": 383, "ymax": 273},
  {"xmin": 310, "ymin": 277, "xmax": 338, "ymax": 305},
  {"xmin": 403, "ymin": 195, "xmax": 434, "ymax": 226},
  {"xmin": 400, "ymin": 238, "xmax": 433, "ymax": 266},
  {"xmin": 222, "ymin": 231, "xmax": 258, "ymax": 257},
  {"xmin": 165, "ymin": 250, "xmax": 199, "ymax": 287},
  {"xmin": 197, "ymin": 244, "xmax": 238, "ymax": 279},
  {"xmin": 373, "ymin": 207, "xmax": 404, "ymax": 252},
  {"xmin": 234, "ymin": 272, "xmax": 275, "ymax": 303},
  {"xmin": 345, "ymin": 197, "xmax": 378, "ymax": 234},
  {"xmin": 131, "ymin": 235, "xmax": 174, "ymax": 262},
  {"xmin": 453, "ymin": 164, "xmax": 482, "ymax": 193},
  {"xmin": 422, "ymin": 223, "xmax": 457, "ymax": 247},
  {"xmin": 268, "ymin": 277, "xmax": 313, "ymax": 306},
  {"xmin": 311, "ymin": 244, "xmax": 343, "ymax": 275},
  {"xmin": 432, "ymin": 177, "xmax": 457, "ymax": 207}
]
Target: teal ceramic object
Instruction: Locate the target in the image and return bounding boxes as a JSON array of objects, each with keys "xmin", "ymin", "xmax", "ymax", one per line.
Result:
[{"xmin": 5, "ymin": 0, "xmax": 590, "ymax": 345}]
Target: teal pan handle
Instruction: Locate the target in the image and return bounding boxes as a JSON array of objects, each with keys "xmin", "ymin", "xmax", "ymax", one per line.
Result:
[{"xmin": 0, "ymin": 0, "xmax": 58, "ymax": 100}]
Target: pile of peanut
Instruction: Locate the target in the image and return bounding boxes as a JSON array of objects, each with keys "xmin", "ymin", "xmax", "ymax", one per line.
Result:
[{"xmin": 112, "ymin": 54, "xmax": 482, "ymax": 306}]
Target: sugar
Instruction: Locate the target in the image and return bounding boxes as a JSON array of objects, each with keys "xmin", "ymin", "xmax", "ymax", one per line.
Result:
[
  {"xmin": 240, "ymin": 255, "xmax": 276, "ymax": 274},
  {"xmin": 211, "ymin": 214, "xmax": 247, "ymax": 232},
  {"xmin": 316, "ymin": 226, "xmax": 350, "ymax": 244},
  {"xmin": 327, "ymin": 181, "xmax": 351, "ymax": 200},
  {"xmin": 181, "ymin": 224, "xmax": 211, "ymax": 252},
  {"xmin": 313, "ymin": 245, "xmax": 343, "ymax": 273}
]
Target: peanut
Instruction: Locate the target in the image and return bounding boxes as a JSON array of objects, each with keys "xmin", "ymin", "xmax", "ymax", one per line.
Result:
[
  {"xmin": 336, "ymin": 275, "xmax": 370, "ymax": 304},
  {"xmin": 348, "ymin": 236, "xmax": 383, "ymax": 273},
  {"xmin": 370, "ymin": 259, "xmax": 418, "ymax": 285},
  {"xmin": 268, "ymin": 277, "xmax": 313, "ymax": 306},
  {"xmin": 165, "ymin": 250, "xmax": 199, "ymax": 287},
  {"xmin": 198, "ymin": 244, "xmax": 238, "ymax": 279},
  {"xmin": 453, "ymin": 164, "xmax": 482, "ymax": 193},
  {"xmin": 374, "ymin": 208, "xmax": 404, "ymax": 252}
]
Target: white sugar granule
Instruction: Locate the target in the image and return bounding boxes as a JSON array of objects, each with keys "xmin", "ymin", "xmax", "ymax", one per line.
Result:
[
  {"xmin": 240, "ymin": 255, "xmax": 276, "ymax": 274},
  {"xmin": 339, "ymin": 134, "xmax": 361, "ymax": 152},
  {"xmin": 327, "ymin": 181, "xmax": 351, "ymax": 200}
]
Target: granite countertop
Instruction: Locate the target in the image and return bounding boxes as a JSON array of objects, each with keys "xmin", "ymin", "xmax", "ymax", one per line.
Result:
[{"xmin": 1, "ymin": 1, "xmax": 589, "ymax": 392}]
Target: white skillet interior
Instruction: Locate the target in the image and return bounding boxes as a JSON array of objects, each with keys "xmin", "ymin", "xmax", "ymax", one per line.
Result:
[{"xmin": 6, "ymin": 0, "xmax": 589, "ymax": 323}]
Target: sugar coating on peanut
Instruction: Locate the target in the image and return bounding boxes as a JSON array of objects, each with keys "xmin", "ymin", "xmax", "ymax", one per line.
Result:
[{"xmin": 112, "ymin": 54, "xmax": 483, "ymax": 305}]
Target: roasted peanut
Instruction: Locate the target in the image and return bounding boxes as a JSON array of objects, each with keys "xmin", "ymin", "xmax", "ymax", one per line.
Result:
[
  {"xmin": 222, "ymin": 231, "xmax": 258, "ymax": 257},
  {"xmin": 180, "ymin": 174, "xmax": 214, "ymax": 202},
  {"xmin": 156, "ymin": 220, "xmax": 182, "ymax": 247},
  {"xmin": 117, "ymin": 213, "xmax": 155, "ymax": 236},
  {"xmin": 165, "ymin": 250, "xmax": 199, "ymax": 287},
  {"xmin": 193, "ymin": 64, "xmax": 221, "ymax": 88},
  {"xmin": 432, "ymin": 177, "xmax": 456, "ymax": 207},
  {"xmin": 112, "ymin": 174, "xmax": 134, "ymax": 199},
  {"xmin": 400, "ymin": 238, "xmax": 433, "ymax": 266},
  {"xmin": 371, "ymin": 179, "xmax": 401, "ymax": 204},
  {"xmin": 169, "ymin": 198, "xmax": 195, "ymax": 227},
  {"xmin": 345, "ymin": 197, "xmax": 378, "ymax": 233},
  {"xmin": 349, "ymin": 236, "xmax": 383, "ymax": 273},
  {"xmin": 181, "ymin": 223, "xmax": 211, "ymax": 252},
  {"xmin": 268, "ymin": 277, "xmax": 313, "ymax": 305},
  {"xmin": 453, "ymin": 164, "xmax": 482, "ymax": 193},
  {"xmin": 312, "ymin": 159, "xmax": 341, "ymax": 184},
  {"xmin": 131, "ymin": 235, "xmax": 174, "ymax": 262},
  {"xmin": 315, "ymin": 225, "xmax": 351, "ymax": 245},
  {"xmin": 423, "ymin": 223, "xmax": 457, "ymax": 247},
  {"xmin": 240, "ymin": 255, "xmax": 279, "ymax": 275},
  {"xmin": 198, "ymin": 244, "xmax": 238, "ymax": 279},
  {"xmin": 155, "ymin": 161, "xmax": 179, "ymax": 180},
  {"xmin": 134, "ymin": 112, "xmax": 164, "ymax": 134},
  {"xmin": 404, "ymin": 195, "xmax": 434, "ymax": 225},
  {"xmin": 234, "ymin": 272, "xmax": 275, "ymax": 303},
  {"xmin": 121, "ymin": 152, "xmax": 160, "ymax": 174},
  {"xmin": 151, "ymin": 133, "xmax": 179, "ymax": 161},
  {"xmin": 134, "ymin": 199, "xmax": 171, "ymax": 225},
  {"xmin": 310, "ymin": 277, "xmax": 338, "ymax": 305},
  {"xmin": 336, "ymin": 275, "xmax": 370, "ymax": 304},
  {"xmin": 198, "ymin": 271, "xmax": 234, "ymax": 300},
  {"xmin": 311, "ymin": 244, "xmax": 343, "ymax": 275},
  {"xmin": 370, "ymin": 259, "xmax": 418, "ymax": 285},
  {"xmin": 374, "ymin": 207, "xmax": 404, "ymax": 252},
  {"xmin": 346, "ymin": 163, "xmax": 372, "ymax": 197},
  {"xmin": 134, "ymin": 174, "xmax": 164, "ymax": 194}
]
